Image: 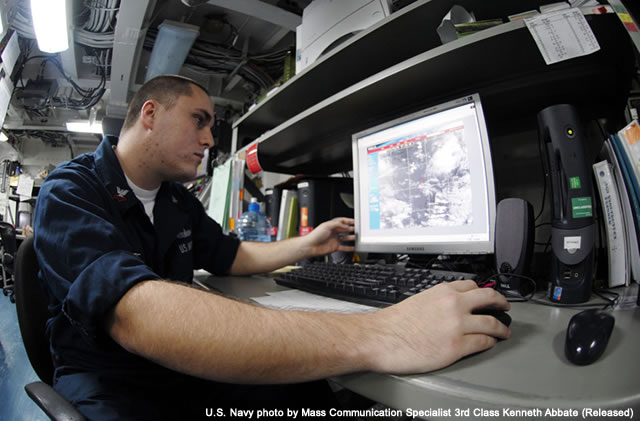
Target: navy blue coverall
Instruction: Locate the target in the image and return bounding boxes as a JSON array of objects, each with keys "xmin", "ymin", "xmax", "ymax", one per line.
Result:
[{"xmin": 33, "ymin": 137, "xmax": 337, "ymax": 420}]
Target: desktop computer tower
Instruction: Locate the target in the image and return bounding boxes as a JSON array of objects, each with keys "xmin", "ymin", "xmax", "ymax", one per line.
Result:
[
  {"xmin": 538, "ymin": 104, "xmax": 596, "ymax": 304},
  {"xmin": 297, "ymin": 177, "xmax": 353, "ymax": 236}
]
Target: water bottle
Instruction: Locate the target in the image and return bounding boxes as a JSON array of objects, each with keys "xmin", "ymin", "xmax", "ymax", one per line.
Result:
[{"xmin": 237, "ymin": 198, "xmax": 272, "ymax": 242}]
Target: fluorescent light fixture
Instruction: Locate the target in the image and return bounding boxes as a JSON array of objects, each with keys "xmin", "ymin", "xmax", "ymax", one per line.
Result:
[
  {"xmin": 30, "ymin": 0, "xmax": 69, "ymax": 53},
  {"xmin": 0, "ymin": 132, "xmax": 7, "ymax": 142},
  {"xmin": 66, "ymin": 120, "xmax": 103, "ymax": 134}
]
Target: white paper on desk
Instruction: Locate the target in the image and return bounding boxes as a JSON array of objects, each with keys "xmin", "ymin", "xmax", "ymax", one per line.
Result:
[
  {"xmin": 525, "ymin": 8, "xmax": 600, "ymax": 65},
  {"xmin": 16, "ymin": 174, "xmax": 35, "ymax": 198},
  {"xmin": 252, "ymin": 289, "xmax": 377, "ymax": 313}
]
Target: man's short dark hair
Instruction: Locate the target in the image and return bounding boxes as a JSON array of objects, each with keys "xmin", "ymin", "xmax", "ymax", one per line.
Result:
[{"xmin": 121, "ymin": 75, "xmax": 210, "ymax": 133}]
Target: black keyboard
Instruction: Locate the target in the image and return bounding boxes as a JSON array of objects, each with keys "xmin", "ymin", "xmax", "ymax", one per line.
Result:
[{"xmin": 274, "ymin": 262, "xmax": 478, "ymax": 307}]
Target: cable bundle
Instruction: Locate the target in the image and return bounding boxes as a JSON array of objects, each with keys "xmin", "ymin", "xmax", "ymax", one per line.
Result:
[
  {"xmin": 8, "ymin": 3, "xmax": 36, "ymax": 39},
  {"xmin": 75, "ymin": 0, "xmax": 119, "ymax": 48},
  {"xmin": 144, "ymin": 27, "xmax": 291, "ymax": 101},
  {"xmin": 83, "ymin": 0, "xmax": 119, "ymax": 33},
  {"xmin": 8, "ymin": 0, "xmax": 112, "ymax": 116},
  {"xmin": 16, "ymin": 48, "xmax": 106, "ymax": 117},
  {"xmin": 46, "ymin": 53, "xmax": 106, "ymax": 110}
]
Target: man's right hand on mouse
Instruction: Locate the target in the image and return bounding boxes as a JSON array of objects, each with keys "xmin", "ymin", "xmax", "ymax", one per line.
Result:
[{"xmin": 365, "ymin": 280, "xmax": 511, "ymax": 375}]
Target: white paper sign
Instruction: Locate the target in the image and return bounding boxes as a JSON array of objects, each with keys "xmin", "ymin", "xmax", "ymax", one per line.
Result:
[
  {"xmin": 525, "ymin": 8, "xmax": 600, "ymax": 65},
  {"xmin": 16, "ymin": 174, "xmax": 34, "ymax": 198}
]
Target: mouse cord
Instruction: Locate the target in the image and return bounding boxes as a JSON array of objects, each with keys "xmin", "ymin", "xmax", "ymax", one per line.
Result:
[
  {"xmin": 479, "ymin": 272, "xmax": 537, "ymax": 302},
  {"xmin": 592, "ymin": 289, "xmax": 620, "ymax": 309},
  {"xmin": 481, "ymin": 272, "xmax": 620, "ymax": 309}
]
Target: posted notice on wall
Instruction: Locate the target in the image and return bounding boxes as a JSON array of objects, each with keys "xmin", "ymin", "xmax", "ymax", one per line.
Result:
[
  {"xmin": 16, "ymin": 174, "xmax": 34, "ymax": 198},
  {"xmin": 525, "ymin": 8, "xmax": 600, "ymax": 65}
]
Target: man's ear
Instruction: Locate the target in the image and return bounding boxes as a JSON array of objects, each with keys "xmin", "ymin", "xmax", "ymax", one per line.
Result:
[{"xmin": 140, "ymin": 100, "xmax": 157, "ymax": 131}]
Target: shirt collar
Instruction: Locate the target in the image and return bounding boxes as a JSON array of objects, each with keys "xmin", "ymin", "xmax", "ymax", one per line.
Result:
[
  {"xmin": 94, "ymin": 136, "xmax": 186, "ymax": 215},
  {"xmin": 93, "ymin": 136, "xmax": 136, "ymax": 210}
]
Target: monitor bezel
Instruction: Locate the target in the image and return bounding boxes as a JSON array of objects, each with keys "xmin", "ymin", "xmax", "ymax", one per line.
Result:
[{"xmin": 351, "ymin": 93, "xmax": 496, "ymax": 255}]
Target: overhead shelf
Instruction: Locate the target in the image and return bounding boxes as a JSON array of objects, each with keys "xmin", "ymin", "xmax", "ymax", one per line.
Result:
[
  {"xmin": 232, "ymin": 0, "xmax": 579, "ymax": 149},
  {"xmin": 248, "ymin": 12, "xmax": 634, "ymax": 175}
]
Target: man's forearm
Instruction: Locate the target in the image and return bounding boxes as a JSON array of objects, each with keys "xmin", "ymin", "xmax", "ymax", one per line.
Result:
[
  {"xmin": 107, "ymin": 280, "xmax": 373, "ymax": 384},
  {"xmin": 229, "ymin": 236, "xmax": 312, "ymax": 275},
  {"xmin": 229, "ymin": 217, "xmax": 355, "ymax": 275},
  {"xmin": 107, "ymin": 278, "xmax": 511, "ymax": 384}
]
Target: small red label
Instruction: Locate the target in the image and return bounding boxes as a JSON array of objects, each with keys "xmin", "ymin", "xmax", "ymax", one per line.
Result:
[
  {"xmin": 246, "ymin": 143, "xmax": 262, "ymax": 174},
  {"xmin": 300, "ymin": 226, "xmax": 313, "ymax": 236}
]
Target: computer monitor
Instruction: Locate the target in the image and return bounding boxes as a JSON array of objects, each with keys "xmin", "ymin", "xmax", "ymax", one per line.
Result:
[{"xmin": 351, "ymin": 93, "xmax": 496, "ymax": 255}]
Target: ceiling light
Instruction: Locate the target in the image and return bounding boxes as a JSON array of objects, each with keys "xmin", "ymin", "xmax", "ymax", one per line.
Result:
[
  {"xmin": 66, "ymin": 120, "xmax": 103, "ymax": 134},
  {"xmin": 30, "ymin": 0, "xmax": 69, "ymax": 53}
]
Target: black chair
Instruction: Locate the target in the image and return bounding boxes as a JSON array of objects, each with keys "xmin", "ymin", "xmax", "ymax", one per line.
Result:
[
  {"xmin": 0, "ymin": 221, "xmax": 16, "ymax": 302},
  {"xmin": 14, "ymin": 235, "xmax": 87, "ymax": 421}
]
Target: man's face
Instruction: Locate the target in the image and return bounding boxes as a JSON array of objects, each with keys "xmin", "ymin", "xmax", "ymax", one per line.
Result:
[{"xmin": 149, "ymin": 86, "xmax": 215, "ymax": 183}]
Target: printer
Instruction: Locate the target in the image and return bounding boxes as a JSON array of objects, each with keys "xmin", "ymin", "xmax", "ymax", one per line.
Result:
[{"xmin": 295, "ymin": 0, "xmax": 392, "ymax": 74}]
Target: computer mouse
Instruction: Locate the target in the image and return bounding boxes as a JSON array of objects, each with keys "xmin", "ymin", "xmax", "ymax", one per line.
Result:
[
  {"xmin": 565, "ymin": 309, "xmax": 615, "ymax": 365},
  {"xmin": 472, "ymin": 308, "xmax": 512, "ymax": 327}
]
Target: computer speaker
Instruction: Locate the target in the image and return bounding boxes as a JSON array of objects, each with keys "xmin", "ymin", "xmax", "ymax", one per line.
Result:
[{"xmin": 495, "ymin": 198, "xmax": 534, "ymax": 295}]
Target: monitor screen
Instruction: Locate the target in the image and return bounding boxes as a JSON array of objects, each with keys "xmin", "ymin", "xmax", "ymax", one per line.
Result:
[{"xmin": 351, "ymin": 93, "xmax": 496, "ymax": 255}]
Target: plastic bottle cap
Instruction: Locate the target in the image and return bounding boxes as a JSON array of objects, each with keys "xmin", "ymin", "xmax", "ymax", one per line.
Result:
[{"xmin": 248, "ymin": 201, "xmax": 260, "ymax": 212}]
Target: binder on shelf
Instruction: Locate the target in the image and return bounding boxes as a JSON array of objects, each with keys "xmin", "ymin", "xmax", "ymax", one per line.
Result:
[
  {"xmin": 605, "ymin": 136, "xmax": 640, "ymax": 283},
  {"xmin": 593, "ymin": 160, "xmax": 630, "ymax": 287},
  {"xmin": 284, "ymin": 194, "xmax": 299, "ymax": 240},
  {"xmin": 276, "ymin": 189, "xmax": 298, "ymax": 241},
  {"xmin": 609, "ymin": 134, "xmax": 640, "ymax": 228},
  {"xmin": 228, "ymin": 158, "xmax": 245, "ymax": 233},
  {"xmin": 618, "ymin": 119, "xmax": 640, "ymax": 183},
  {"xmin": 264, "ymin": 186, "xmax": 283, "ymax": 241},
  {"xmin": 208, "ymin": 159, "xmax": 232, "ymax": 230},
  {"xmin": 297, "ymin": 177, "xmax": 353, "ymax": 236}
]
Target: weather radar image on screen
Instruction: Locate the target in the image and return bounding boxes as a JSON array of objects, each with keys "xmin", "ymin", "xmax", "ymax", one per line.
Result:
[{"xmin": 352, "ymin": 94, "xmax": 496, "ymax": 255}]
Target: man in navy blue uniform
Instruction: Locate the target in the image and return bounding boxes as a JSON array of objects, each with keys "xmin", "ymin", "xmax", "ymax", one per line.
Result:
[{"xmin": 33, "ymin": 75, "xmax": 510, "ymax": 420}]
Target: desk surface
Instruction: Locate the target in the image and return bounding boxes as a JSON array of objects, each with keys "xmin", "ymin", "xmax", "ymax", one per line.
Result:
[{"xmin": 196, "ymin": 272, "xmax": 640, "ymax": 420}]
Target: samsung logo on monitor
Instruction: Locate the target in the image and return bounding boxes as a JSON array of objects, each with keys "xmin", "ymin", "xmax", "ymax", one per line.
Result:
[{"xmin": 406, "ymin": 246, "xmax": 425, "ymax": 252}]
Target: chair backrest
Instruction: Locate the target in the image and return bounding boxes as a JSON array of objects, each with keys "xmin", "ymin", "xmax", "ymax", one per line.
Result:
[
  {"xmin": 14, "ymin": 235, "xmax": 54, "ymax": 384},
  {"xmin": 0, "ymin": 221, "xmax": 17, "ymax": 255}
]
